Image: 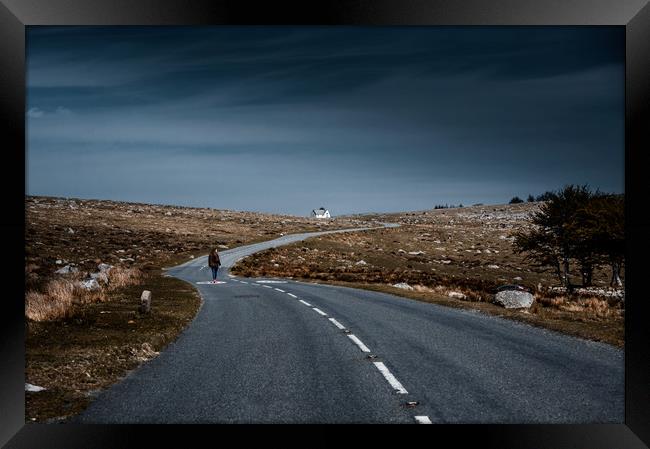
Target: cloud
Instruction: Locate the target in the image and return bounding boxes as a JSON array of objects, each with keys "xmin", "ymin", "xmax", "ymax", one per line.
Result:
[
  {"xmin": 27, "ymin": 106, "xmax": 73, "ymax": 118},
  {"xmin": 27, "ymin": 107, "xmax": 44, "ymax": 118}
]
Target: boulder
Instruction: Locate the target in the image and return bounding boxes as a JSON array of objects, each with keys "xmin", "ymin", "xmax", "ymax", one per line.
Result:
[
  {"xmin": 494, "ymin": 290, "xmax": 534, "ymax": 309},
  {"xmin": 392, "ymin": 282, "xmax": 413, "ymax": 290}
]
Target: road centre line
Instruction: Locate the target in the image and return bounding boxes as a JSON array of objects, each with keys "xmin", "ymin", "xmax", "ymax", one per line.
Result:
[
  {"xmin": 373, "ymin": 362, "xmax": 408, "ymax": 394},
  {"xmin": 299, "ymin": 299, "xmax": 312, "ymax": 307},
  {"xmin": 328, "ymin": 318, "xmax": 346, "ymax": 330},
  {"xmin": 263, "ymin": 285, "xmax": 272, "ymax": 289},
  {"xmin": 347, "ymin": 334, "xmax": 371, "ymax": 353},
  {"xmin": 414, "ymin": 416, "xmax": 432, "ymax": 424},
  {"xmin": 312, "ymin": 307, "xmax": 328, "ymax": 316},
  {"xmin": 287, "ymin": 293, "xmax": 297, "ymax": 298},
  {"xmin": 274, "ymin": 288, "xmax": 286, "ymax": 292}
]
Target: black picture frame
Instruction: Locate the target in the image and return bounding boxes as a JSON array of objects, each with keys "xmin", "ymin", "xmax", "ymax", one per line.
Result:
[{"xmin": 2, "ymin": 1, "xmax": 648, "ymax": 447}]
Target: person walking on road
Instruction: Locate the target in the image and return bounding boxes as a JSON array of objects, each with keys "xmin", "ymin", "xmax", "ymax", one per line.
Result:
[{"xmin": 208, "ymin": 247, "xmax": 221, "ymax": 283}]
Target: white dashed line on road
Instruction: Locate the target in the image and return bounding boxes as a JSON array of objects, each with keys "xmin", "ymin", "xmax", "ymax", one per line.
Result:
[
  {"xmin": 263, "ymin": 285, "xmax": 272, "ymax": 289},
  {"xmin": 373, "ymin": 362, "xmax": 408, "ymax": 394},
  {"xmin": 287, "ymin": 293, "xmax": 297, "ymax": 298},
  {"xmin": 312, "ymin": 307, "xmax": 328, "ymax": 316},
  {"xmin": 347, "ymin": 334, "xmax": 371, "ymax": 353},
  {"xmin": 414, "ymin": 416, "xmax": 432, "ymax": 424},
  {"xmin": 299, "ymin": 300, "xmax": 312, "ymax": 307},
  {"xmin": 274, "ymin": 288, "xmax": 285, "ymax": 293},
  {"xmin": 328, "ymin": 318, "xmax": 346, "ymax": 330}
]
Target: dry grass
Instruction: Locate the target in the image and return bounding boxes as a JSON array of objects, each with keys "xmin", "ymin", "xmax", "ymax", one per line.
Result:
[
  {"xmin": 25, "ymin": 289, "xmax": 74, "ymax": 322},
  {"xmin": 25, "ymin": 268, "xmax": 143, "ymax": 321},
  {"xmin": 106, "ymin": 267, "xmax": 143, "ymax": 291},
  {"xmin": 537, "ymin": 295, "xmax": 618, "ymax": 318}
]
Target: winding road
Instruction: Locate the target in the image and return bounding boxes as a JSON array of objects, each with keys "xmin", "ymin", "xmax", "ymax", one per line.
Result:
[{"xmin": 77, "ymin": 227, "xmax": 623, "ymax": 424}]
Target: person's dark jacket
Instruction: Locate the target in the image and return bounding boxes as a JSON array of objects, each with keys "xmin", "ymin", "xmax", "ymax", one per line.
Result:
[{"xmin": 208, "ymin": 251, "xmax": 221, "ymax": 268}]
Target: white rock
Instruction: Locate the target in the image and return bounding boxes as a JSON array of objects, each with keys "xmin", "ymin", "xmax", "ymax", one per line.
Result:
[
  {"xmin": 488, "ymin": 265, "xmax": 500, "ymax": 269},
  {"xmin": 25, "ymin": 383, "xmax": 46, "ymax": 392},
  {"xmin": 494, "ymin": 290, "xmax": 534, "ymax": 309},
  {"xmin": 90, "ymin": 272, "xmax": 109, "ymax": 284},
  {"xmin": 97, "ymin": 263, "xmax": 113, "ymax": 272},
  {"xmin": 218, "ymin": 245, "xmax": 229, "ymax": 249},
  {"xmin": 408, "ymin": 251, "xmax": 425, "ymax": 255},
  {"xmin": 55, "ymin": 265, "xmax": 78, "ymax": 275},
  {"xmin": 55, "ymin": 259, "xmax": 63, "ymax": 265},
  {"xmin": 67, "ymin": 227, "xmax": 75, "ymax": 234},
  {"xmin": 165, "ymin": 211, "xmax": 172, "ymax": 216},
  {"xmin": 448, "ymin": 291, "xmax": 467, "ymax": 300},
  {"xmin": 513, "ymin": 276, "xmax": 523, "ymax": 281},
  {"xmin": 355, "ymin": 260, "xmax": 368, "ymax": 265},
  {"xmin": 392, "ymin": 282, "xmax": 414, "ymax": 290},
  {"xmin": 80, "ymin": 278, "xmax": 101, "ymax": 291}
]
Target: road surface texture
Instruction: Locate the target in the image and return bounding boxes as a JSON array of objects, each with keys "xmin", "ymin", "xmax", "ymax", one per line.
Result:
[{"xmin": 77, "ymin": 227, "xmax": 623, "ymax": 424}]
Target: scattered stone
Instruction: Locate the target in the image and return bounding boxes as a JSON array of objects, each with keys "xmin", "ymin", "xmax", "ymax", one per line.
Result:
[
  {"xmin": 67, "ymin": 227, "xmax": 75, "ymax": 234},
  {"xmin": 165, "ymin": 211, "xmax": 172, "ymax": 216},
  {"xmin": 218, "ymin": 245, "xmax": 229, "ymax": 249},
  {"xmin": 488, "ymin": 265, "xmax": 500, "ymax": 269},
  {"xmin": 494, "ymin": 290, "xmax": 535, "ymax": 309},
  {"xmin": 513, "ymin": 276, "xmax": 523, "ymax": 281},
  {"xmin": 408, "ymin": 251, "xmax": 426, "ymax": 255},
  {"xmin": 25, "ymin": 383, "xmax": 46, "ymax": 392},
  {"xmin": 355, "ymin": 260, "xmax": 368, "ymax": 265},
  {"xmin": 392, "ymin": 282, "xmax": 414, "ymax": 290},
  {"xmin": 55, "ymin": 259, "xmax": 63, "ymax": 265}
]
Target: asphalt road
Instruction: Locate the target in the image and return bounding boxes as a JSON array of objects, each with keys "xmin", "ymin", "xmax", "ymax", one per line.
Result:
[{"xmin": 77, "ymin": 227, "xmax": 623, "ymax": 424}]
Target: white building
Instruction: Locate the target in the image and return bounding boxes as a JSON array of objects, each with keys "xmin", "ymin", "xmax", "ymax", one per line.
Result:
[{"xmin": 311, "ymin": 207, "xmax": 330, "ymax": 218}]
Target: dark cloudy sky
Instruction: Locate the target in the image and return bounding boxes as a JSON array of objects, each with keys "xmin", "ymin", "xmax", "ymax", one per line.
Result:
[{"xmin": 26, "ymin": 26, "xmax": 624, "ymax": 216}]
